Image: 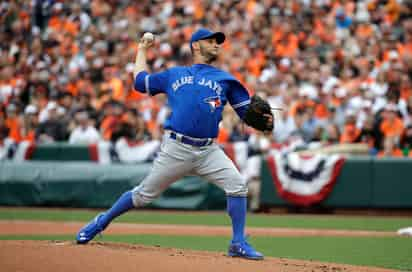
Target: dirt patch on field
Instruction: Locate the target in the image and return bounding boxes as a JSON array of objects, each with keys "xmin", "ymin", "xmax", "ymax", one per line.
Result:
[
  {"xmin": 0, "ymin": 240, "xmax": 399, "ymax": 272},
  {"xmin": 0, "ymin": 220, "xmax": 396, "ymax": 237}
]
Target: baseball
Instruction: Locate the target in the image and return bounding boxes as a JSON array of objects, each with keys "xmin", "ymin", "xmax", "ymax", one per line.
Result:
[{"xmin": 142, "ymin": 32, "xmax": 154, "ymax": 42}]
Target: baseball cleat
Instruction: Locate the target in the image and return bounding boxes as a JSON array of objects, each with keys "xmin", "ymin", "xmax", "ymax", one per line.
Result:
[
  {"xmin": 228, "ymin": 240, "xmax": 264, "ymax": 260},
  {"xmin": 76, "ymin": 213, "xmax": 106, "ymax": 244}
]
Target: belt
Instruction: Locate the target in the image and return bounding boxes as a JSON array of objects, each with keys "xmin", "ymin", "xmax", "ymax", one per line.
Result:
[{"xmin": 169, "ymin": 131, "xmax": 213, "ymax": 147}]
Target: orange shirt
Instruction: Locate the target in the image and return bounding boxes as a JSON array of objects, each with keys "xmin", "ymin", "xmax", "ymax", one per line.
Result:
[
  {"xmin": 398, "ymin": 42, "xmax": 412, "ymax": 57},
  {"xmin": 77, "ymin": 79, "xmax": 95, "ymax": 97},
  {"xmin": 380, "ymin": 117, "xmax": 404, "ymax": 138},
  {"xmin": 401, "ymin": 87, "xmax": 412, "ymax": 100},
  {"xmin": 384, "ymin": 0, "xmax": 401, "ymax": 24},
  {"xmin": 21, "ymin": 130, "xmax": 36, "ymax": 143},
  {"xmin": 5, "ymin": 117, "xmax": 22, "ymax": 142},
  {"xmin": 377, "ymin": 148, "xmax": 403, "ymax": 158},
  {"xmin": 356, "ymin": 24, "xmax": 374, "ymax": 38},
  {"xmin": 216, "ymin": 127, "xmax": 230, "ymax": 144},
  {"xmin": 314, "ymin": 103, "xmax": 329, "ymax": 120},
  {"xmin": 66, "ymin": 82, "xmax": 79, "ymax": 97},
  {"xmin": 48, "ymin": 16, "xmax": 63, "ymax": 31},
  {"xmin": 244, "ymin": 49, "xmax": 266, "ymax": 76},
  {"xmin": 290, "ymin": 100, "xmax": 315, "ymax": 116},
  {"xmin": 125, "ymin": 89, "xmax": 145, "ymax": 105},
  {"xmin": 271, "ymin": 28, "xmax": 283, "ymax": 45},
  {"xmin": 274, "ymin": 36, "xmax": 298, "ymax": 58},
  {"xmin": 100, "ymin": 115, "xmax": 119, "ymax": 140},
  {"xmin": 193, "ymin": 0, "xmax": 205, "ymax": 20},
  {"xmin": 110, "ymin": 78, "xmax": 125, "ymax": 102},
  {"xmin": 168, "ymin": 16, "xmax": 178, "ymax": 28},
  {"xmin": 340, "ymin": 124, "xmax": 361, "ymax": 143}
]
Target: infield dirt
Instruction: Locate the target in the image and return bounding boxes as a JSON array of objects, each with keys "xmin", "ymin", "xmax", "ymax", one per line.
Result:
[{"xmin": 0, "ymin": 221, "xmax": 400, "ymax": 272}]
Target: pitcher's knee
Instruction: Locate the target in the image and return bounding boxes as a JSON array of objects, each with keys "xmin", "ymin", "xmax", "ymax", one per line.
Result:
[
  {"xmin": 224, "ymin": 178, "xmax": 248, "ymax": 197},
  {"xmin": 131, "ymin": 185, "xmax": 159, "ymax": 207}
]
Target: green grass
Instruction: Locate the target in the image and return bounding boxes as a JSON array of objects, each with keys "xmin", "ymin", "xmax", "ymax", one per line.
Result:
[
  {"xmin": 0, "ymin": 208, "xmax": 411, "ymax": 231},
  {"xmin": 1, "ymin": 234, "xmax": 411, "ymax": 271}
]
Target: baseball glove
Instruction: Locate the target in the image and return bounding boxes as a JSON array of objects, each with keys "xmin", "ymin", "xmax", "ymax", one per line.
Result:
[{"xmin": 243, "ymin": 95, "xmax": 274, "ymax": 132}]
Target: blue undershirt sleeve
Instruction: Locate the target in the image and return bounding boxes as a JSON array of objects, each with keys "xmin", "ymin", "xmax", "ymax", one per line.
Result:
[
  {"xmin": 134, "ymin": 71, "xmax": 149, "ymax": 93},
  {"xmin": 134, "ymin": 70, "xmax": 169, "ymax": 95},
  {"xmin": 227, "ymin": 80, "xmax": 251, "ymax": 119},
  {"xmin": 234, "ymin": 104, "xmax": 250, "ymax": 120}
]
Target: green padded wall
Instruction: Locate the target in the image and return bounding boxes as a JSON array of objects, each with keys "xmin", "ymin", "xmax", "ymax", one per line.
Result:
[
  {"xmin": 30, "ymin": 144, "xmax": 61, "ymax": 161},
  {"xmin": 30, "ymin": 143, "xmax": 91, "ymax": 161},
  {"xmin": 259, "ymin": 158, "xmax": 287, "ymax": 206},
  {"xmin": 322, "ymin": 157, "xmax": 373, "ymax": 207},
  {"xmin": 0, "ymin": 161, "xmax": 225, "ymax": 210},
  {"xmin": 372, "ymin": 158, "xmax": 412, "ymax": 208}
]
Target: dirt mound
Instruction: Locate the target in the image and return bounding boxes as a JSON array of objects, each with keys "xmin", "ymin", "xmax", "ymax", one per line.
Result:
[{"xmin": 0, "ymin": 240, "xmax": 398, "ymax": 272}]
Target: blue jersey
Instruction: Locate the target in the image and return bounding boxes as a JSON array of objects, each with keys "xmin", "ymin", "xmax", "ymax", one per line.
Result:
[{"xmin": 134, "ymin": 64, "xmax": 250, "ymax": 138}]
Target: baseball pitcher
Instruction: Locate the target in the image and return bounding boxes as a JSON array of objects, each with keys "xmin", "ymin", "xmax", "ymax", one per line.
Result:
[{"xmin": 76, "ymin": 28, "xmax": 274, "ymax": 260}]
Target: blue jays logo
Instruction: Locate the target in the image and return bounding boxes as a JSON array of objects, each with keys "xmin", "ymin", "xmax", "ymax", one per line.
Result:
[{"xmin": 204, "ymin": 96, "xmax": 222, "ymax": 112}]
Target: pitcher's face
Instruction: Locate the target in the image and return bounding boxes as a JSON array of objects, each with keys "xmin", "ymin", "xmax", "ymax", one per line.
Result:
[{"xmin": 198, "ymin": 38, "xmax": 220, "ymax": 63}]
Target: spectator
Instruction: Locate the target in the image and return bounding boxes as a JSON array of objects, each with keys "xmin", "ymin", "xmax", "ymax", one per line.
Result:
[
  {"xmin": 340, "ymin": 111, "xmax": 361, "ymax": 144},
  {"xmin": 273, "ymin": 105, "xmax": 296, "ymax": 143},
  {"xmin": 100, "ymin": 101, "xmax": 123, "ymax": 141},
  {"xmin": 300, "ymin": 107, "xmax": 320, "ymax": 143},
  {"xmin": 313, "ymin": 123, "xmax": 340, "ymax": 145},
  {"xmin": 21, "ymin": 104, "xmax": 39, "ymax": 143},
  {"xmin": 380, "ymin": 103, "xmax": 404, "ymax": 143},
  {"xmin": 72, "ymin": 92, "xmax": 98, "ymax": 126},
  {"xmin": 377, "ymin": 136, "xmax": 403, "ymax": 157},
  {"xmin": 39, "ymin": 100, "xmax": 65, "ymax": 123},
  {"xmin": 111, "ymin": 108, "xmax": 151, "ymax": 143},
  {"xmin": 35, "ymin": 102, "xmax": 67, "ymax": 143},
  {"xmin": 401, "ymin": 125, "xmax": 412, "ymax": 157},
  {"xmin": 357, "ymin": 116, "xmax": 377, "ymax": 151},
  {"xmin": 0, "ymin": 110, "xmax": 11, "ymax": 149},
  {"xmin": 335, "ymin": 8, "xmax": 353, "ymax": 40},
  {"xmin": 5, "ymin": 103, "xmax": 22, "ymax": 143},
  {"xmin": 0, "ymin": 124, "xmax": 12, "ymax": 161},
  {"xmin": 69, "ymin": 110, "xmax": 101, "ymax": 144}
]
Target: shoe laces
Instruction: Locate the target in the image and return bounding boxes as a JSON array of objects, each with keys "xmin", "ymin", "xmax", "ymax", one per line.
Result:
[
  {"xmin": 240, "ymin": 240, "xmax": 253, "ymax": 251},
  {"xmin": 241, "ymin": 235, "xmax": 260, "ymax": 251}
]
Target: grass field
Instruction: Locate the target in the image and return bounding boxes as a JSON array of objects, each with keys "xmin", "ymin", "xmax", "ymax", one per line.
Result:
[
  {"xmin": 1, "ymin": 208, "xmax": 411, "ymax": 271},
  {"xmin": 1, "ymin": 208, "xmax": 411, "ymax": 231}
]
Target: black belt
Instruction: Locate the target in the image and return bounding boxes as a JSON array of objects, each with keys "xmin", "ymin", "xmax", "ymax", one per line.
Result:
[{"xmin": 169, "ymin": 131, "xmax": 213, "ymax": 147}]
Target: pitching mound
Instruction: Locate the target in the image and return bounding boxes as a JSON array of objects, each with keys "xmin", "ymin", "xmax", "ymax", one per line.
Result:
[{"xmin": 0, "ymin": 240, "xmax": 398, "ymax": 272}]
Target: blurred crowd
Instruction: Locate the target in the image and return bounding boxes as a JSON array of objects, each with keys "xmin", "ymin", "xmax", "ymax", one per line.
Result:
[{"xmin": 1, "ymin": 0, "xmax": 412, "ymax": 158}]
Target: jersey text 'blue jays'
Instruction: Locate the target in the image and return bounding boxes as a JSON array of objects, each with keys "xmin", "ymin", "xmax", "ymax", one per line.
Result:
[{"xmin": 134, "ymin": 64, "xmax": 251, "ymax": 139}]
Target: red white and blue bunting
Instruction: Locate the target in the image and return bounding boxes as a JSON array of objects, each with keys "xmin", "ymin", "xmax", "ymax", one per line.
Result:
[
  {"xmin": 267, "ymin": 152, "xmax": 345, "ymax": 206},
  {"xmin": 88, "ymin": 138, "xmax": 161, "ymax": 164}
]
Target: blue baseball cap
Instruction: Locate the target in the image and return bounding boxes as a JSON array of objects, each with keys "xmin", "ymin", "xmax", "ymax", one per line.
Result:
[{"xmin": 190, "ymin": 28, "xmax": 225, "ymax": 49}]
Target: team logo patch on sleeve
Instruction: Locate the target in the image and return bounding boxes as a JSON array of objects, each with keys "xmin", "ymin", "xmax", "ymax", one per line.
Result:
[{"xmin": 204, "ymin": 96, "xmax": 222, "ymax": 112}]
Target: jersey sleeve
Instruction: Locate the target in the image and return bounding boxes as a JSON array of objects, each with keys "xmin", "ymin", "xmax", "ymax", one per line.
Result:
[
  {"xmin": 134, "ymin": 70, "xmax": 169, "ymax": 96},
  {"xmin": 226, "ymin": 80, "xmax": 251, "ymax": 119}
]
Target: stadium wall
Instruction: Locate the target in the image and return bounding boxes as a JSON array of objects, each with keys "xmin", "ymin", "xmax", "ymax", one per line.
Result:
[{"xmin": 1, "ymin": 153, "xmax": 412, "ymax": 209}]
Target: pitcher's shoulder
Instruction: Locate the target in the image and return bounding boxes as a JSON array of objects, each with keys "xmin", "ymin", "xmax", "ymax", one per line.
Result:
[
  {"xmin": 209, "ymin": 68, "xmax": 239, "ymax": 82},
  {"xmin": 167, "ymin": 66, "xmax": 187, "ymax": 73}
]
